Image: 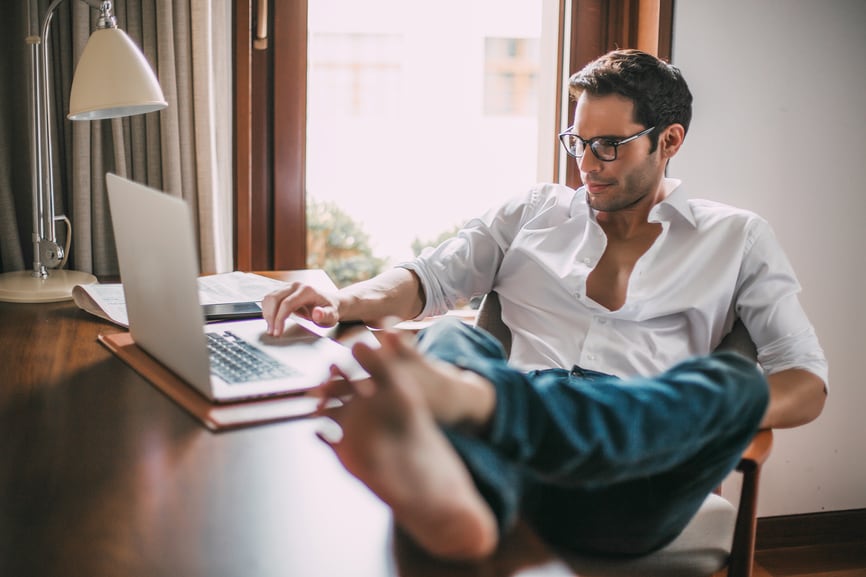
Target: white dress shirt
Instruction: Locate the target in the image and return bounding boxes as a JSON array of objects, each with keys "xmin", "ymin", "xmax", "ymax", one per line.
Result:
[{"xmin": 402, "ymin": 180, "xmax": 828, "ymax": 383}]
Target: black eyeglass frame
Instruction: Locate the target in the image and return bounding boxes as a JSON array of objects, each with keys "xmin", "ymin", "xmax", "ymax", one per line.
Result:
[{"xmin": 558, "ymin": 125, "xmax": 656, "ymax": 162}]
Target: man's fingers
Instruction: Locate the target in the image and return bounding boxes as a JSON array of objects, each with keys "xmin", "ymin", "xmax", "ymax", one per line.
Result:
[
  {"xmin": 262, "ymin": 283, "xmax": 306, "ymax": 334},
  {"xmin": 261, "ymin": 282, "xmax": 338, "ymax": 336}
]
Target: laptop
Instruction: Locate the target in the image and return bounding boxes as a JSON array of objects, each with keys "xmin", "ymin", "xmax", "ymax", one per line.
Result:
[{"xmin": 105, "ymin": 172, "xmax": 366, "ymax": 403}]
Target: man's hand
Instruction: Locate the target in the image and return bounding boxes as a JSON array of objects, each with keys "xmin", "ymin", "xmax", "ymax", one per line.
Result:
[
  {"xmin": 261, "ymin": 282, "xmax": 341, "ymax": 337},
  {"xmin": 262, "ymin": 267, "xmax": 425, "ymax": 337}
]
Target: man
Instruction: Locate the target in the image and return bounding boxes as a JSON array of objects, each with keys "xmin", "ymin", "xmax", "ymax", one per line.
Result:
[{"xmin": 262, "ymin": 49, "xmax": 827, "ymax": 561}]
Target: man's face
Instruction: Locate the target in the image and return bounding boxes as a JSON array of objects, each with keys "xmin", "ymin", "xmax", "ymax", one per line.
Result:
[{"xmin": 572, "ymin": 92, "xmax": 665, "ymax": 213}]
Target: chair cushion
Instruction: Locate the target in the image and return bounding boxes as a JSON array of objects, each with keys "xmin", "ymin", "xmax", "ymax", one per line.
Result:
[{"xmin": 558, "ymin": 493, "xmax": 736, "ymax": 577}]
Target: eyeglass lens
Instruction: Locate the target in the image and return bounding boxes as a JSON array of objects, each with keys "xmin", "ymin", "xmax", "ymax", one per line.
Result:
[{"xmin": 562, "ymin": 135, "xmax": 617, "ymax": 161}]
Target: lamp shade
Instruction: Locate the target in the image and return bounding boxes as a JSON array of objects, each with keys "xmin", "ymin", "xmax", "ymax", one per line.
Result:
[{"xmin": 68, "ymin": 27, "xmax": 167, "ymax": 120}]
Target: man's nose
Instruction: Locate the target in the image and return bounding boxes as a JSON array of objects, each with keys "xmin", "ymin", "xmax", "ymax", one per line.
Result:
[{"xmin": 577, "ymin": 149, "xmax": 602, "ymax": 174}]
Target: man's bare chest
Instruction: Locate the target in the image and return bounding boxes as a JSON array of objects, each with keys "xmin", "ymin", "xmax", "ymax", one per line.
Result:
[{"xmin": 586, "ymin": 226, "xmax": 661, "ymax": 311}]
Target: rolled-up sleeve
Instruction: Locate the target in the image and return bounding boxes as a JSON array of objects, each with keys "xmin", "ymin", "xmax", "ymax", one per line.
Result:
[
  {"xmin": 735, "ymin": 220, "xmax": 829, "ymax": 385},
  {"xmin": 399, "ymin": 187, "xmax": 540, "ymax": 319}
]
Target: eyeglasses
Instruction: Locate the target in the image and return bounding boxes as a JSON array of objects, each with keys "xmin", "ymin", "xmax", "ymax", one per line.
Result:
[{"xmin": 558, "ymin": 125, "xmax": 656, "ymax": 162}]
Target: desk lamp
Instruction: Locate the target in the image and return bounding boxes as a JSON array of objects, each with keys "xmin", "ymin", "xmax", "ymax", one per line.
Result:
[{"xmin": 0, "ymin": 0, "xmax": 167, "ymax": 303}]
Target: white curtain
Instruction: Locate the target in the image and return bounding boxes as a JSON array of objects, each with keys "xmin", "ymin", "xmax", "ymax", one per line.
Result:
[{"xmin": 0, "ymin": 0, "xmax": 233, "ymax": 277}]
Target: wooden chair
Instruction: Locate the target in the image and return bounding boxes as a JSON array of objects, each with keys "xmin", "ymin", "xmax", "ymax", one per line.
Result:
[{"xmin": 474, "ymin": 291, "xmax": 772, "ymax": 577}]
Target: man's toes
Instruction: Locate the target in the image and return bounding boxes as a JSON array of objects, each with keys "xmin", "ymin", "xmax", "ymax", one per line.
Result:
[{"xmin": 351, "ymin": 341, "xmax": 393, "ymax": 384}]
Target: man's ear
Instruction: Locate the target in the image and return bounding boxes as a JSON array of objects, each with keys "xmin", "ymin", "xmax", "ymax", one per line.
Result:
[{"xmin": 659, "ymin": 124, "xmax": 686, "ymax": 158}]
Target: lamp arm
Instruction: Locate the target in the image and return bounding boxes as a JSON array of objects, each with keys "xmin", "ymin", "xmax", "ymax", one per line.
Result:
[
  {"xmin": 26, "ymin": 28, "xmax": 48, "ymax": 278},
  {"xmin": 28, "ymin": 0, "xmax": 116, "ymax": 278}
]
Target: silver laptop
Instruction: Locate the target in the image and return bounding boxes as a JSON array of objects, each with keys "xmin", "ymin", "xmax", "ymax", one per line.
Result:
[{"xmin": 105, "ymin": 172, "xmax": 365, "ymax": 403}]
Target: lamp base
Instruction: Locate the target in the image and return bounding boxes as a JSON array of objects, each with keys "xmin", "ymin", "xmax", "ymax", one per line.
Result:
[{"xmin": 0, "ymin": 269, "xmax": 98, "ymax": 303}]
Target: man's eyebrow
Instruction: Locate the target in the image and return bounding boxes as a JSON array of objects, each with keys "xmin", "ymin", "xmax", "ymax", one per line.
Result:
[
  {"xmin": 571, "ymin": 126, "xmax": 632, "ymax": 139},
  {"xmin": 577, "ymin": 133, "xmax": 629, "ymax": 141}
]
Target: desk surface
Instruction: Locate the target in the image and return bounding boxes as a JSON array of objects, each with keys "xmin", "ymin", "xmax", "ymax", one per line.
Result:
[{"xmin": 0, "ymin": 271, "xmax": 567, "ymax": 577}]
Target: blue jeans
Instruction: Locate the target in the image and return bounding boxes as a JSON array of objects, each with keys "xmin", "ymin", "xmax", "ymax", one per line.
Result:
[{"xmin": 415, "ymin": 318, "xmax": 769, "ymax": 556}]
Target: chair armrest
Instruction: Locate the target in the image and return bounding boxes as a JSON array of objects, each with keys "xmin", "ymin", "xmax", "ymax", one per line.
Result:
[
  {"xmin": 729, "ymin": 429, "xmax": 773, "ymax": 577},
  {"xmin": 737, "ymin": 429, "xmax": 773, "ymax": 473}
]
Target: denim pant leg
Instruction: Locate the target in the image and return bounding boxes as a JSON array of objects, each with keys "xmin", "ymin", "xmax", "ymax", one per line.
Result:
[
  {"xmin": 521, "ymin": 356, "xmax": 769, "ymax": 554},
  {"xmin": 415, "ymin": 319, "xmax": 769, "ymax": 554},
  {"xmin": 415, "ymin": 318, "xmax": 535, "ymax": 535}
]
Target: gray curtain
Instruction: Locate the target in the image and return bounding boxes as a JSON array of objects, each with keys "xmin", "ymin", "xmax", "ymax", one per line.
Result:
[
  {"xmin": 0, "ymin": 3, "xmax": 31, "ymax": 273},
  {"xmin": 0, "ymin": 0, "xmax": 232, "ymax": 278}
]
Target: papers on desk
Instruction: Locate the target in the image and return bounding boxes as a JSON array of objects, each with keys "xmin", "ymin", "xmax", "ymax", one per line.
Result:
[
  {"xmin": 72, "ymin": 271, "xmax": 286, "ymax": 328},
  {"xmin": 393, "ymin": 308, "xmax": 478, "ymax": 331}
]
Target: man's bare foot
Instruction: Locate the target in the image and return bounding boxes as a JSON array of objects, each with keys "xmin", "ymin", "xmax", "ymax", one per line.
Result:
[
  {"xmin": 315, "ymin": 330, "xmax": 496, "ymax": 431},
  {"xmin": 373, "ymin": 330, "xmax": 497, "ymax": 431},
  {"xmin": 317, "ymin": 336, "xmax": 499, "ymax": 561}
]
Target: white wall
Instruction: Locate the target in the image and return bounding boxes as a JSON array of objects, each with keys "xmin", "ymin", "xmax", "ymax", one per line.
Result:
[{"xmin": 671, "ymin": 0, "xmax": 866, "ymax": 516}]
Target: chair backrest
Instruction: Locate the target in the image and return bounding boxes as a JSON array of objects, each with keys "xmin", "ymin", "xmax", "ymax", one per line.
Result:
[
  {"xmin": 474, "ymin": 291, "xmax": 512, "ymax": 356},
  {"xmin": 474, "ymin": 291, "xmax": 758, "ymax": 362}
]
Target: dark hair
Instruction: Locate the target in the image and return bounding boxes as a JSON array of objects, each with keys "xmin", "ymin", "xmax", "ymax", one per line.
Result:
[{"xmin": 569, "ymin": 49, "xmax": 692, "ymax": 151}]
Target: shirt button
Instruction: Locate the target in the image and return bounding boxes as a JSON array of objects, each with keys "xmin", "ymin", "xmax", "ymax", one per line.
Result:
[
  {"xmin": 582, "ymin": 257, "xmax": 592, "ymax": 265},
  {"xmin": 586, "ymin": 353, "xmax": 597, "ymax": 361},
  {"xmin": 597, "ymin": 318, "xmax": 607, "ymax": 325}
]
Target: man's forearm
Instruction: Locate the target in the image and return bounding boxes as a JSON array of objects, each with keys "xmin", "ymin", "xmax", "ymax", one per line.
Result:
[
  {"xmin": 761, "ymin": 368, "xmax": 827, "ymax": 429},
  {"xmin": 337, "ymin": 267, "xmax": 425, "ymax": 327}
]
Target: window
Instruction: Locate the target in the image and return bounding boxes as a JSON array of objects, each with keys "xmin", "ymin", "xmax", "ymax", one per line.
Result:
[
  {"xmin": 309, "ymin": 33, "xmax": 402, "ymax": 118},
  {"xmin": 234, "ymin": 0, "xmax": 674, "ymax": 274},
  {"xmin": 484, "ymin": 37, "xmax": 539, "ymax": 117},
  {"xmin": 306, "ymin": 0, "xmax": 548, "ymax": 285}
]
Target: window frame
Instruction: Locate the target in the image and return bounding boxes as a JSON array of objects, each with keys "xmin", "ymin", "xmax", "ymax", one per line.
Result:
[{"xmin": 234, "ymin": 0, "xmax": 674, "ymax": 270}]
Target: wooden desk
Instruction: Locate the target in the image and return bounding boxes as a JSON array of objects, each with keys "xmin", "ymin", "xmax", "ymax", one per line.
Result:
[{"xmin": 0, "ymin": 271, "xmax": 566, "ymax": 577}]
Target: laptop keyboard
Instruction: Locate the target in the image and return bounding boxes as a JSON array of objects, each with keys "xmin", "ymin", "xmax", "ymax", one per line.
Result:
[{"xmin": 206, "ymin": 331, "xmax": 299, "ymax": 384}]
